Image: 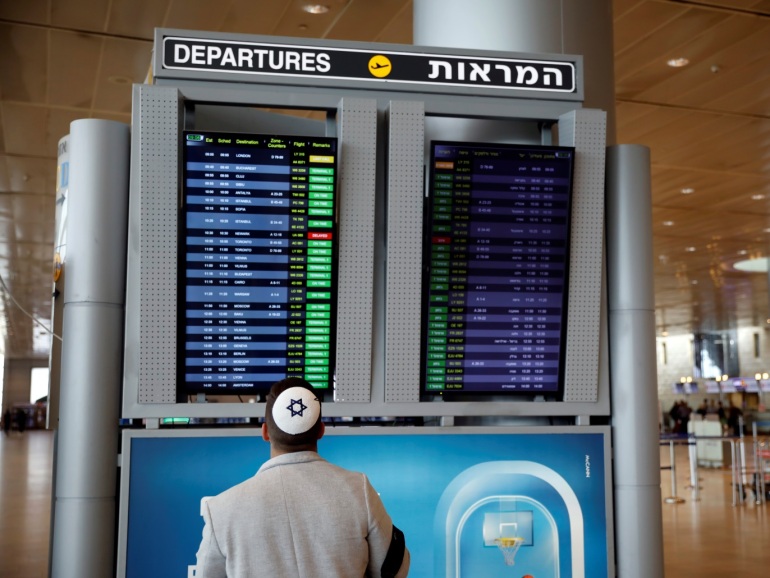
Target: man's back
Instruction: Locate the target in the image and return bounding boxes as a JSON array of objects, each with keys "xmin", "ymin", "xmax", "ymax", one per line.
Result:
[{"xmin": 196, "ymin": 451, "xmax": 404, "ymax": 578}]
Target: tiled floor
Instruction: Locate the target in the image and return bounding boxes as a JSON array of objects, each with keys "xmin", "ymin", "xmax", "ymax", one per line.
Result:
[{"xmin": 0, "ymin": 430, "xmax": 768, "ymax": 577}]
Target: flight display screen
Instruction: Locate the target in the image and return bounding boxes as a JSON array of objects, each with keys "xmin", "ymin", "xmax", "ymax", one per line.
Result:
[
  {"xmin": 422, "ymin": 141, "xmax": 574, "ymax": 396},
  {"xmin": 180, "ymin": 131, "xmax": 338, "ymax": 394}
]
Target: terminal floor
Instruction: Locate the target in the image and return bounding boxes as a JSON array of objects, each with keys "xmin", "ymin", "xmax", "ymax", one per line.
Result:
[{"xmin": 1, "ymin": 431, "xmax": 768, "ymax": 577}]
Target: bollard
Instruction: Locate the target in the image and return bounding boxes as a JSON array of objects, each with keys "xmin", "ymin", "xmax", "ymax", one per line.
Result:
[
  {"xmin": 663, "ymin": 439, "xmax": 685, "ymax": 504},
  {"xmin": 685, "ymin": 434, "xmax": 701, "ymax": 501}
]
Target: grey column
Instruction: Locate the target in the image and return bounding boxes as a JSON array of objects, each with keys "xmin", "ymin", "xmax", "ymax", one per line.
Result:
[
  {"xmin": 607, "ymin": 145, "xmax": 664, "ymax": 578},
  {"xmin": 50, "ymin": 119, "xmax": 130, "ymax": 577},
  {"xmin": 413, "ymin": 0, "xmax": 616, "ymax": 142}
]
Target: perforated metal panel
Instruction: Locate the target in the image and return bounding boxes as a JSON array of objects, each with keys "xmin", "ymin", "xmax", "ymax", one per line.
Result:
[
  {"xmin": 384, "ymin": 101, "xmax": 425, "ymax": 402},
  {"xmin": 334, "ymin": 98, "xmax": 378, "ymax": 402},
  {"xmin": 559, "ymin": 109, "xmax": 607, "ymax": 402},
  {"xmin": 135, "ymin": 86, "xmax": 181, "ymax": 404}
]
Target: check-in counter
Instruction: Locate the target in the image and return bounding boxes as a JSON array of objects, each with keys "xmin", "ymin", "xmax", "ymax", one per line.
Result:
[{"xmin": 689, "ymin": 417, "xmax": 729, "ymax": 468}]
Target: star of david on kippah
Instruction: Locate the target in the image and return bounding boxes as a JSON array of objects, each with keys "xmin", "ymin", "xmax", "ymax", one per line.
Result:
[{"xmin": 288, "ymin": 398, "xmax": 308, "ymax": 417}]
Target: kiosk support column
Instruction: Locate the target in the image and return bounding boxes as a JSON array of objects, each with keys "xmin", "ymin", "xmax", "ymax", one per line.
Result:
[
  {"xmin": 414, "ymin": 0, "xmax": 616, "ymax": 141},
  {"xmin": 50, "ymin": 119, "xmax": 130, "ymax": 577},
  {"xmin": 607, "ymin": 145, "xmax": 664, "ymax": 578}
]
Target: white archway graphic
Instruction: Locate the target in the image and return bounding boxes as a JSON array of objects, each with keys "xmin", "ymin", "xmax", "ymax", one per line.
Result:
[{"xmin": 440, "ymin": 460, "xmax": 585, "ymax": 578}]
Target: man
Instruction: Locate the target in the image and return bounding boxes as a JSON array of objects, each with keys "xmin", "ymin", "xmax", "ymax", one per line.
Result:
[{"xmin": 195, "ymin": 377, "xmax": 410, "ymax": 577}]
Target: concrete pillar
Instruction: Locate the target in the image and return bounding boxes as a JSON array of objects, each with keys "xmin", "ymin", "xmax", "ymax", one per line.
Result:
[{"xmin": 413, "ymin": 0, "xmax": 616, "ymax": 142}]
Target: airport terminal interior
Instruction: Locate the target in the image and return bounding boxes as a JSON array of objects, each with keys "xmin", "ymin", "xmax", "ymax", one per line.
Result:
[{"xmin": 1, "ymin": 0, "xmax": 769, "ymax": 576}]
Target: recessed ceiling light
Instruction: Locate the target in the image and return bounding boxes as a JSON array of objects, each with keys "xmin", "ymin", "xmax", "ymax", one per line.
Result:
[
  {"xmin": 738, "ymin": 250, "xmax": 748, "ymax": 255},
  {"xmin": 662, "ymin": 220, "xmax": 675, "ymax": 226},
  {"xmin": 303, "ymin": 4, "xmax": 330, "ymax": 14},
  {"xmin": 685, "ymin": 246, "xmax": 696, "ymax": 252},
  {"xmin": 681, "ymin": 187, "xmax": 694, "ymax": 195},
  {"xmin": 662, "ymin": 331, "xmax": 669, "ymax": 337},
  {"xmin": 752, "ymin": 194, "xmax": 766, "ymax": 200},
  {"xmin": 764, "ymin": 228, "xmax": 770, "ymax": 233},
  {"xmin": 734, "ymin": 257, "xmax": 769, "ymax": 273},
  {"xmin": 667, "ymin": 57, "xmax": 690, "ymax": 68}
]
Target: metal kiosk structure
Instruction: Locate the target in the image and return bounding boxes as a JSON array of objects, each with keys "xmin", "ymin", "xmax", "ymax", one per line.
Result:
[
  {"xmin": 51, "ymin": 27, "xmax": 663, "ymax": 578},
  {"xmin": 124, "ymin": 29, "xmax": 608, "ymax": 421}
]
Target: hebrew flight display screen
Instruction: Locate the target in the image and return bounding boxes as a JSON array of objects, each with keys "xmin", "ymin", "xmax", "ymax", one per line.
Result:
[
  {"xmin": 180, "ymin": 131, "xmax": 338, "ymax": 395},
  {"xmin": 422, "ymin": 141, "xmax": 574, "ymax": 396}
]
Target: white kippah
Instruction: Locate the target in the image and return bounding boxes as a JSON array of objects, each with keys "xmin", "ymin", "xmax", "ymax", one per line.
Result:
[{"xmin": 272, "ymin": 386, "xmax": 321, "ymax": 435}]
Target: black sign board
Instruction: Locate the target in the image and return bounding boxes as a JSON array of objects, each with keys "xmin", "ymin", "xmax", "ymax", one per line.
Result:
[{"xmin": 162, "ymin": 35, "xmax": 576, "ymax": 94}]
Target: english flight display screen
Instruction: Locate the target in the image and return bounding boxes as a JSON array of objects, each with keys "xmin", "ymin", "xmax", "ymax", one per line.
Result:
[
  {"xmin": 422, "ymin": 141, "xmax": 574, "ymax": 396},
  {"xmin": 180, "ymin": 131, "xmax": 338, "ymax": 395}
]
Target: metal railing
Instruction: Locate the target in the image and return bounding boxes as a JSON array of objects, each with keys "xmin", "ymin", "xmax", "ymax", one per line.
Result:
[{"xmin": 659, "ymin": 426, "xmax": 769, "ymax": 507}]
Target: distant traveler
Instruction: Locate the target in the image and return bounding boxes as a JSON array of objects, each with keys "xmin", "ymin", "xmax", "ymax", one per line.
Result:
[
  {"xmin": 2, "ymin": 409, "xmax": 11, "ymax": 435},
  {"xmin": 195, "ymin": 377, "xmax": 410, "ymax": 578},
  {"xmin": 726, "ymin": 403, "xmax": 743, "ymax": 437},
  {"xmin": 14, "ymin": 408, "xmax": 26, "ymax": 434}
]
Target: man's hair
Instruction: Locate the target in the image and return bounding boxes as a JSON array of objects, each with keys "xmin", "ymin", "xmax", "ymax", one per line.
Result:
[{"xmin": 264, "ymin": 377, "xmax": 322, "ymax": 452}]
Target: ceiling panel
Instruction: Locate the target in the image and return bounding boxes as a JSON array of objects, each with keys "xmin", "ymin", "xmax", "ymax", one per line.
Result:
[
  {"xmin": 0, "ymin": 0, "xmax": 48, "ymax": 24},
  {"xmin": 371, "ymin": 1, "xmax": 412, "ymax": 44},
  {"xmin": 218, "ymin": 0, "xmax": 292, "ymax": 36},
  {"xmin": 615, "ymin": 6, "xmax": 727, "ymax": 81},
  {"xmin": 0, "ymin": 155, "xmax": 56, "ymax": 194},
  {"xmin": 326, "ymin": 0, "xmax": 411, "ymax": 42},
  {"xmin": 50, "ymin": 0, "xmax": 109, "ymax": 33},
  {"xmin": 48, "ymin": 30, "xmax": 102, "ymax": 109},
  {"xmin": 705, "ymin": 0, "xmax": 770, "ymax": 13},
  {"xmin": 107, "ymin": 0, "xmax": 171, "ymax": 40},
  {"xmin": 654, "ymin": 19, "xmax": 770, "ymax": 107},
  {"xmin": 0, "ymin": 103, "xmax": 82, "ymax": 157},
  {"xmin": 163, "ymin": 0, "xmax": 232, "ymax": 33},
  {"xmin": 272, "ymin": 0, "xmax": 352, "ymax": 38},
  {"xmin": 0, "ymin": 23, "xmax": 48, "ymax": 104},
  {"xmin": 93, "ymin": 37, "xmax": 152, "ymax": 112},
  {"xmin": 652, "ymin": 168, "xmax": 770, "ymax": 209}
]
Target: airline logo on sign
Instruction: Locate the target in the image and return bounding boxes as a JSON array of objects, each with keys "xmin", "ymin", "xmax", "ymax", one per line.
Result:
[{"xmin": 162, "ymin": 36, "xmax": 576, "ymax": 93}]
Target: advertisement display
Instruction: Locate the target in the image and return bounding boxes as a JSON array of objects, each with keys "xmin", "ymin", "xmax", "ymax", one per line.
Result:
[{"xmin": 119, "ymin": 427, "xmax": 612, "ymax": 578}]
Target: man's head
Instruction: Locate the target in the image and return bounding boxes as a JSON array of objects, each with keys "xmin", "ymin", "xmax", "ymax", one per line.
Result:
[{"xmin": 263, "ymin": 377, "xmax": 324, "ymax": 454}]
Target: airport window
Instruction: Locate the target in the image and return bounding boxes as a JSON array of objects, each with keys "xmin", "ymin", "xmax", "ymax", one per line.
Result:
[{"xmin": 30, "ymin": 367, "xmax": 49, "ymax": 404}]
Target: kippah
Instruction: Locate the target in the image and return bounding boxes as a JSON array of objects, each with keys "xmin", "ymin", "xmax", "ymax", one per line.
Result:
[{"xmin": 271, "ymin": 386, "xmax": 321, "ymax": 435}]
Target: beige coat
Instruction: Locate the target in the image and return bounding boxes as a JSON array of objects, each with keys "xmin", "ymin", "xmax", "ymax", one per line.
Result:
[{"xmin": 195, "ymin": 451, "xmax": 410, "ymax": 577}]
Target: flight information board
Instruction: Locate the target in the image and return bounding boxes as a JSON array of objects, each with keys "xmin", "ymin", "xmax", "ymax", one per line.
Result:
[
  {"xmin": 422, "ymin": 141, "xmax": 574, "ymax": 396},
  {"xmin": 181, "ymin": 131, "xmax": 338, "ymax": 395}
]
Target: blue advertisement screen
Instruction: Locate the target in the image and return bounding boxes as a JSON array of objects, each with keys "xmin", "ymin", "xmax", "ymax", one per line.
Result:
[{"xmin": 123, "ymin": 430, "xmax": 610, "ymax": 577}]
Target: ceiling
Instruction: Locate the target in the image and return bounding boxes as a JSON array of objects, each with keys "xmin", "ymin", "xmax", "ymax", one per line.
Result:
[{"xmin": 0, "ymin": 0, "xmax": 768, "ymax": 360}]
